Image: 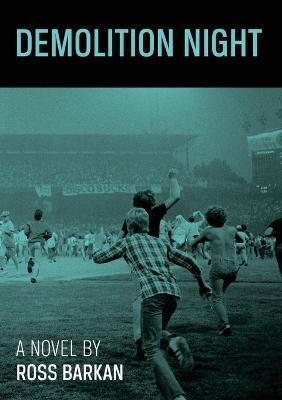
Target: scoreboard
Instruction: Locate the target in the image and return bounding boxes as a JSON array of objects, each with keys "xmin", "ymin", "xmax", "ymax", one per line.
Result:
[{"xmin": 247, "ymin": 129, "xmax": 282, "ymax": 192}]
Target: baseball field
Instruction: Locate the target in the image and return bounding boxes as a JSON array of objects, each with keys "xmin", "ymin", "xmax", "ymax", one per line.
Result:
[{"xmin": 0, "ymin": 256, "xmax": 281, "ymax": 400}]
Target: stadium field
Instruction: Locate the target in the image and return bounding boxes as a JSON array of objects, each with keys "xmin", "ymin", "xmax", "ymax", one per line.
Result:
[{"xmin": 0, "ymin": 257, "xmax": 281, "ymax": 400}]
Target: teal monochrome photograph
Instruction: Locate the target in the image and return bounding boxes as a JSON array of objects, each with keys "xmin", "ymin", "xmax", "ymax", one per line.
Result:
[{"xmin": 0, "ymin": 88, "xmax": 281, "ymax": 400}]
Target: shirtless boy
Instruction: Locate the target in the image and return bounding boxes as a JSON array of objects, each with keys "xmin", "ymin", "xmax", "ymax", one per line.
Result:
[{"xmin": 191, "ymin": 206, "xmax": 243, "ymax": 336}]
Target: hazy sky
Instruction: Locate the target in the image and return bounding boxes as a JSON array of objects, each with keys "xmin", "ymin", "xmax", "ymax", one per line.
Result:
[{"xmin": 1, "ymin": 88, "xmax": 282, "ymax": 180}]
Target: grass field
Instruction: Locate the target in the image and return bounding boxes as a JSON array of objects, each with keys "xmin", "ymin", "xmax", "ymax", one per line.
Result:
[{"xmin": 0, "ymin": 256, "xmax": 281, "ymax": 400}]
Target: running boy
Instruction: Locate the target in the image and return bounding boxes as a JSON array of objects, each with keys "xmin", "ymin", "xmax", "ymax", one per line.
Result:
[
  {"xmin": 191, "ymin": 206, "xmax": 243, "ymax": 336},
  {"xmin": 93, "ymin": 207, "xmax": 211, "ymax": 400},
  {"xmin": 24, "ymin": 209, "xmax": 52, "ymax": 283}
]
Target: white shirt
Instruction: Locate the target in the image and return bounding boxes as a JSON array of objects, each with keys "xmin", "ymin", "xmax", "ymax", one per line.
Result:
[
  {"xmin": 237, "ymin": 231, "xmax": 248, "ymax": 245},
  {"xmin": 70, "ymin": 236, "xmax": 77, "ymax": 246},
  {"xmin": 84, "ymin": 233, "xmax": 93, "ymax": 246},
  {"xmin": 171, "ymin": 222, "xmax": 190, "ymax": 245},
  {"xmin": 47, "ymin": 236, "xmax": 56, "ymax": 249},
  {"xmin": 17, "ymin": 230, "xmax": 28, "ymax": 244},
  {"xmin": 186, "ymin": 221, "xmax": 204, "ymax": 245}
]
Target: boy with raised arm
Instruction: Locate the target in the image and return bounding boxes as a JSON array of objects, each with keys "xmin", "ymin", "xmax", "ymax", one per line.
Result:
[
  {"xmin": 191, "ymin": 206, "xmax": 243, "ymax": 336},
  {"xmin": 93, "ymin": 207, "xmax": 211, "ymax": 400},
  {"xmin": 119, "ymin": 168, "xmax": 181, "ymax": 360}
]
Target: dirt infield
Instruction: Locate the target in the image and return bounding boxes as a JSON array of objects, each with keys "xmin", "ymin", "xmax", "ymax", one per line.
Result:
[
  {"xmin": 0, "ymin": 256, "xmax": 131, "ymax": 284},
  {"xmin": 0, "ymin": 254, "xmax": 280, "ymax": 285}
]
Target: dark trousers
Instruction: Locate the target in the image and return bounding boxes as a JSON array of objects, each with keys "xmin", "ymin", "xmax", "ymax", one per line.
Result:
[
  {"xmin": 275, "ymin": 244, "xmax": 282, "ymax": 276},
  {"xmin": 48, "ymin": 247, "xmax": 56, "ymax": 260},
  {"xmin": 142, "ymin": 294, "xmax": 185, "ymax": 400}
]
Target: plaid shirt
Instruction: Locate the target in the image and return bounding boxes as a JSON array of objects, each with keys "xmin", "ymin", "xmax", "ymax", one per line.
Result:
[{"xmin": 93, "ymin": 233, "xmax": 202, "ymax": 300}]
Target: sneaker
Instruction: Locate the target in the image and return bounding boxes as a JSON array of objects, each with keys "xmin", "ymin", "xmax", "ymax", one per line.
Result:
[
  {"xmin": 219, "ymin": 323, "xmax": 232, "ymax": 336},
  {"xmin": 27, "ymin": 258, "xmax": 34, "ymax": 274},
  {"xmin": 169, "ymin": 336, "xmax": 194, "ymax": 373},
  {"xmin": 133, "ymin": 338, "xmax": 146, "ymax": 361}
]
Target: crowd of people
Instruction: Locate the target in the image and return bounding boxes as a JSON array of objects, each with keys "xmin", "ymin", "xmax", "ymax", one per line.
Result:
[
  {"xmin": 1, "ymin": 151, "xmax": 281, "ymax": 242},
  {"xmin": 0, "ymin": 213, "xmax": 276, "ymax": 271},
  {"xmin": 171, "ymin": 189, "xmax": 282, "ymax": 234},
  {"xmin": 0, "ymin": 153, "xmax": 186, "ymax": 187},
  {"xmin": 0, "ymin": 167, "xmax": 281, "ymax": 400}
]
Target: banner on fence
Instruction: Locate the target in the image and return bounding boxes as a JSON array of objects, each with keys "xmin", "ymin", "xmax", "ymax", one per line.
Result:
[{"xmin": 62, "ymin": 183, "xmax": 137, "ymax": 196}]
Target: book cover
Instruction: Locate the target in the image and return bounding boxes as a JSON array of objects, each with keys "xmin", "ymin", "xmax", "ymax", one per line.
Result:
[{"xmin": 0, "ymin": 6, "xmax": 281, "ymax": 400}]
